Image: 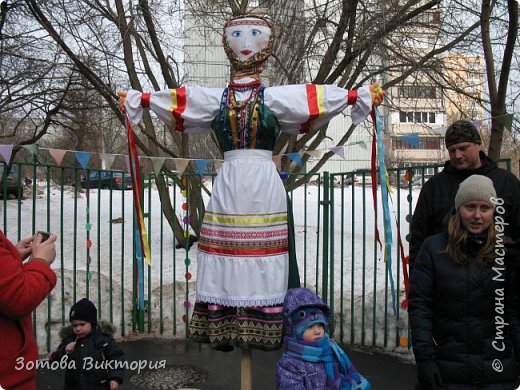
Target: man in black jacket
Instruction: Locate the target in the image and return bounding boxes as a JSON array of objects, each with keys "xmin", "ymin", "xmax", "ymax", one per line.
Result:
[{"xmin": 409, "ymin": 120, "xmax": 520, "ymax": 273}]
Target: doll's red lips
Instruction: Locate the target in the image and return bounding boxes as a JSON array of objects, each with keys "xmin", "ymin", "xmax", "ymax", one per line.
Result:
[{"xmin": 241, "ymin": 50, "xmax": 252, "ymax": 55}]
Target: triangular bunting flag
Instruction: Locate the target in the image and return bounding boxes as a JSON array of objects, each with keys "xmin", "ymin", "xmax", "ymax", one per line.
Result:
[
  {"xmin": 22, "ymin": 144, "xmax": 39, "ymax": 156},
  {"xmin": 470, "ymin": 120, "xmax": 481, "ymax": 129},
  {"xmin": 174, "ymin": 159, "xmax": 190, "ymax": 176},
  {"xmin": 99, "ymin": 153, "xmax": 116, "ymax": 170},
  {"xmin": 348, "ymin": 140, "xmax": 367, "ymax": 149},
  {"xmin": 303, "ymin": 150, "xmax": 322, "ymax": 158},
  {"xmin": 400, "ymin": 133, "xmax": 419, "ymax": 148},
  {"xmin": 286, "ymin": 152, "xmax": 303, "ymax": 167},
  {"xmin": 75, "ymin": 151, "xmax": 93, "ymax": 169},
  {"xmin": 124, "ymin": 155, "xmax": 131, "ymax": 173},
  {"xmin": 138, "ymin": 157, "xmax": 154, "ymax": 174},
  {"xmin": 48, "ymin": 149, "xmax": 67, "ymax": 166},
  {"xmin": 0, "ymin": 144, "xmax": 13, "ymax": 164},
  {"xmin": 495, "ymin": 114, "xmax": 514, "ymax": 131},
  {"xmin": 272, "ymin": 155, "xmax": 282, "ymax": 171},
  {"xmin": 214, "ymin": 160, "xmax": 223, "ymax": 173},
  {"xmin": 195, "ymin": 159, "xmax": 209, "ymax": 176},
  {"xmin": 150, "ymin": 157, "xmax": 166, "ymax": 177},
  {"xmin": 329, "ymin": 146, "xmax": 345, "ymax": 159}
]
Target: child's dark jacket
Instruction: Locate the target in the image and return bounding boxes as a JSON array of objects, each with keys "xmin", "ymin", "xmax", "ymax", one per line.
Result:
[{"xmin": 50, "ymin": 320, "xmax": 125, "ymax": 389}]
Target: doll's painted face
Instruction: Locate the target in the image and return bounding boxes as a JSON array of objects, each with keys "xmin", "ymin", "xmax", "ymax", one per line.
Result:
[{"xmin": 224, "ymin": 18, "xmax": 272, "ymax": 62}]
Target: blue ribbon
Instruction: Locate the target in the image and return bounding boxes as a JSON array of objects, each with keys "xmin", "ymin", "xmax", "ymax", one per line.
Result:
[
  {"xmin": 133, "ymin": 213, "xmax": 145, "ymax": 311},
  {"xmin": 375, "ymin": 109, "xmax": 397, "ymax": 316}
]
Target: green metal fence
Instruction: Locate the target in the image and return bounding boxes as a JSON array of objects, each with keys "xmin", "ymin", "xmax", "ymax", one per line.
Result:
[{"xmin": 1, "ymin": 159, "xmax": 512, "ymax": 354}]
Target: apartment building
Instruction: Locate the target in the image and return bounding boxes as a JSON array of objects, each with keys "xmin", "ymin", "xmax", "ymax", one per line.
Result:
[
  {"xmin": 181, "ymin": 2, "xmax": 482, "ymax": 175},
  {"xmin": 383, "ymin": 5, "xmax": 445, "ymax": 173},
  {"xmin": 384, "ymin": 5, "xmax": 484, "ymax": 174},
  {"xmin": 443, "ymin": 55, "xmax": 485, "ymax": 125}
]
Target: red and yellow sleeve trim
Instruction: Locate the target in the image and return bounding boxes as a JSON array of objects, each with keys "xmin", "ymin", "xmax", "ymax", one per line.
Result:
[
  {"xmin": 170, "ymin": 87, "xmax": 187, "ymax": 132},
  {"xmin": 300, "ymin": 84, "xmax": 325, "ymax": 133}
]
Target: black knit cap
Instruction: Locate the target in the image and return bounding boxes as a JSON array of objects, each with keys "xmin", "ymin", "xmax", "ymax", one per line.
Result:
[
  {"xmin": 70, "ymin": 298, "xmax": 97, "ymax": 324},
  {"xmin": 445, "ymin": 120, "xmax": 481, "ymax": 148}
]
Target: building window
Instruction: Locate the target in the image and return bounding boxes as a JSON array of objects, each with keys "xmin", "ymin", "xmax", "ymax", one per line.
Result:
[
  {"xmin": 397, "ymin": 85, "xmax": 438, "ymax": 99},
  {"xmin": 399, "ymin": 111, "xmax": 437, "ymax": 124},
  {"xmin": 392, "ymin": 136, "xmax": 442, "ymax": 150}
]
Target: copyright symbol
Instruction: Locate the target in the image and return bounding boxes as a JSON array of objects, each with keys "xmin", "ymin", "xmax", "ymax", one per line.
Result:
[{"xmin": 491, "ymin": 359, "xmax": 503, "ymax": 372}]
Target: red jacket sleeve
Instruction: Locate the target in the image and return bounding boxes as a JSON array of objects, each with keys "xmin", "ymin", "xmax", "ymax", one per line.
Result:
[{"xmin": 0, "ymin": 231, "xmax": 57, "ymax": 319}]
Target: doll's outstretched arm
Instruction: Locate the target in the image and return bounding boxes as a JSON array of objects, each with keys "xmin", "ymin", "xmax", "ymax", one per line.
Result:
[{"xmin": 117, "ymin": 87, "xmax": 222, "ymax": 133}]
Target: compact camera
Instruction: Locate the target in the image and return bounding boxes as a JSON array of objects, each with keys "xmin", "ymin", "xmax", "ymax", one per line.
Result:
[{"xmin": 37, "ymin": 231, "xmax": 51, "ymax": 242}]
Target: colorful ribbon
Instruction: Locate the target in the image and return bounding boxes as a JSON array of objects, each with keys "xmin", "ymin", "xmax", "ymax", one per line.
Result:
[
  {"xmin": 371, "ymin": 108, "xmax": 397, "ymax": 316},
  {"xmin": 125, "ymin": 117, "xmax": 152, "ymax": 312}
]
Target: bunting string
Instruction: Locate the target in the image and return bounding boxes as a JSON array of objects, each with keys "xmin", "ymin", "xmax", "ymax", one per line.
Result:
[
  {"xmin": 0, "ymin": 112, "xmax": 514, "ymax": 169},
  {"xmin": 0, "ymin": 141, "xmax": 370, "ymax": 172}
]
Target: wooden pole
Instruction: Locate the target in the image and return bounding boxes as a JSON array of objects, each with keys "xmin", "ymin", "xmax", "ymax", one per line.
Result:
[{"xmin": 240, "ymin": 348, "xmax": 252, "ymax": 390}]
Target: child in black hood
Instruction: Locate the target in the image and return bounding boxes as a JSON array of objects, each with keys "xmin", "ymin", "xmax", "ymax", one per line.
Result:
[{"xmin": 50, "ymin": 298, "xmax": 125, "ymax": 389}]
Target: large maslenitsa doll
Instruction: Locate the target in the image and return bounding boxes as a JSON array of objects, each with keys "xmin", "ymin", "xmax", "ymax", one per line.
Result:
[{"xmin": 120, "ymin": 14, "xmax": 383, "ymax": 352}]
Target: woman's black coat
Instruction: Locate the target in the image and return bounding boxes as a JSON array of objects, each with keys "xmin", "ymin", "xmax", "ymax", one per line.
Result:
[{"xmin": 409, "ymin": 232, "xmax": 520, "ymax": 386}]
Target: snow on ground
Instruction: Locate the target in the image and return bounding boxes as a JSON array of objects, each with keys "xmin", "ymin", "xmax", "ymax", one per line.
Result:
[{"xmin": 1, "ymin": 180, "xmax": 420, "ymax": 354}]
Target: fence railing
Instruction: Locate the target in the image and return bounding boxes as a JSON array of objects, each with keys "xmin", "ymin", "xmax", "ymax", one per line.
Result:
[{"xmin": 1, "ymin": 159, "xmax": 512, "ymax": 354}]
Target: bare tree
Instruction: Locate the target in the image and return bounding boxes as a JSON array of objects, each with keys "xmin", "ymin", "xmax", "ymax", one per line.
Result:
[
  {"xmin": 2, "ymin": 0, "xmax": 518, "ymax": 243},
  {"xmin": 481, "ymin": 0, "xmax": 518, "ymax": 160}
]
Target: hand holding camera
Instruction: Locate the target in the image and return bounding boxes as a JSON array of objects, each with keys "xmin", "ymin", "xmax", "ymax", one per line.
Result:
[
  {"xmin": 37, "ymin": 231, "xmax": 51, "ymax": 242},
  {"xmin": 31, "ymin": 231, "xmax": 57, "ymax": 266}
]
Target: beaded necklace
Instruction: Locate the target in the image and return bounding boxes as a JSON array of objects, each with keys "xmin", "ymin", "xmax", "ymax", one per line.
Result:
[{"xmin": 219, "ymin": 82, "xmax": 264, "ymax": 149}]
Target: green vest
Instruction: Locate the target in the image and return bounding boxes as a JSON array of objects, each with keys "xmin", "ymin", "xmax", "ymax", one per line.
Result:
[{"xmin": 211, "ymin": 87, "xmax": 281, "ymax": 152}]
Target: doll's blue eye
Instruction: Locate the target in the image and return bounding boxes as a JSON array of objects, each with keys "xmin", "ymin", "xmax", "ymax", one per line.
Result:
[
  {"xmin": 232, "ymin": 31, "xmax": 242, "ymax": 38},
  {"xmin": 250, "ymin": 29, "xmax": 261, "ymax": 37}
]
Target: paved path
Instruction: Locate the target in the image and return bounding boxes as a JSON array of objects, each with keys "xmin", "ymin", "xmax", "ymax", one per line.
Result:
[{"xmin": 36, "ymin": 339, "xmax": 417, "ymax": 389}]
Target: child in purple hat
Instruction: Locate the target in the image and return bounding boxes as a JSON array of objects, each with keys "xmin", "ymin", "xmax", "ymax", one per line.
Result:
[{"xmin": 276, "ymin": 288, "xmax": 370, "ymax": 390}]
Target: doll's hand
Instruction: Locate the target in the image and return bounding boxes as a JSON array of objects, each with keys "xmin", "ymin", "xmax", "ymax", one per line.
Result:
[
  {"xmin": 110, "ymin": 379, "xmax": 119, "ymax": 389},
  {"xmin": 370, "ymin": 82, "xmax": 384, "ymax": 106},
  {"xmin": 117, "ymin": 91, "xmax": 127, "ymax": 113},
  {"xmin": 65, "ymin": 341, "xmax": 76, "ymax": 354}
]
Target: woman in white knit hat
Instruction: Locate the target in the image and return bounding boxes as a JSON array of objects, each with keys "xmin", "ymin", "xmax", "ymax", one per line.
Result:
[{"xmin": 409, "ymin": 174, "xmax": 520, "ymax": 389}]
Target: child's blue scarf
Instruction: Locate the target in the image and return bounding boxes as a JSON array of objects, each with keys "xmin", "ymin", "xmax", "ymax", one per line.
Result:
[{"xmin": 283, "ymin": 335, "xmax": 371, "ymax": 390}]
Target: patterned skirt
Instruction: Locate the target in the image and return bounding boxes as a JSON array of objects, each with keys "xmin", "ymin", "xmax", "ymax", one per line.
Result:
[{"xmin": 188, "ymin": 149, "xmax": 288, "ymax": 350}]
